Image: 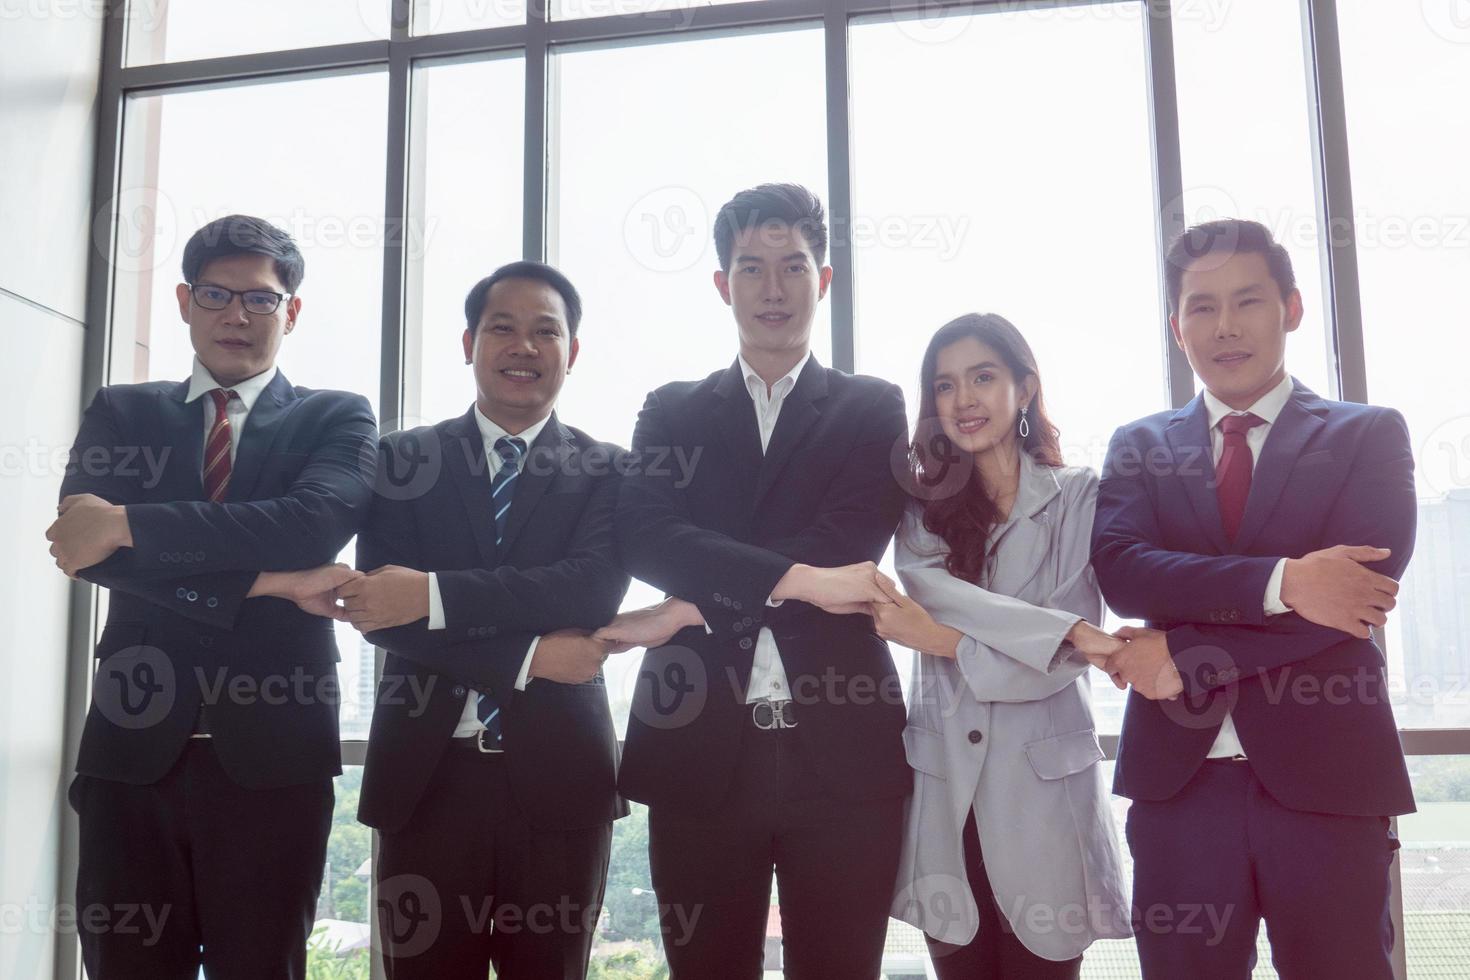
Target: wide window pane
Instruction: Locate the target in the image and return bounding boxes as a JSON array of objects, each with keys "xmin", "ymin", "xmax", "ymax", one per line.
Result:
[
  {"xmin": 850, "ymin": 2, "xmax": 1163, "ymax": 735},
  {"xmin": 549, "ymin": 0, "xmax": 761, "ymax": 22},
  {"xmin": 548, "ymin": 26, "xmax": 830, "ymax": 740},
  {"xmin": 413, "ymin": 0, "xmax": 526, "ymax": 34},
  {"xmin": 126, "ymin": 0, "xmax": 390, "ymax": 66},
  {"xmin": 1338, "ymin": 2, "xmax": 1470, "ymax": 730},
  {"xmin": 409, "ymin": 53, "xmax": 527, "ymax": 429},
  {"xmin": 1172, "ymin": 1, "xmax": 1334, "ymax": 397},
  {"xmin": 109, "ymin": 70, "xmax": 388, "ymax": 739}
]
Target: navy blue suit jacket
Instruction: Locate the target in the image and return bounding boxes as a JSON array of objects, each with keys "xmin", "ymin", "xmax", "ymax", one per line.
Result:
[
  {"xmin": 61, "ymin": 371, "xmax": 377, "ymax": 788},
  {"xmin": 1092, "ymin": 379, "xmax": 1416, "ymax": 817}
]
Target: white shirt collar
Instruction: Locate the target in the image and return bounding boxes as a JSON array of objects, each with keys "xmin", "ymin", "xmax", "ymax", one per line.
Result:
[
  {"xmin": 1203, "ymin": 373, "xmax": 1295, "ymax": 431},
  {"xmin": 473, "ymin": 404, "xmax": 552, "ymax": 452},
  {"xmin": 737, "ymin": 349, "xmax": 811, "ymax": 401},
  {"xmin": 184, "ymin": 357, "xmax": 278, "ymax": 412}
]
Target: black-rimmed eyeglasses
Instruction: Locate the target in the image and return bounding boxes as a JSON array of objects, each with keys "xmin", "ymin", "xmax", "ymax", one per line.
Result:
[{"xmin": 188, "ymin": 283, "xmax": 291, "ymax": 315}]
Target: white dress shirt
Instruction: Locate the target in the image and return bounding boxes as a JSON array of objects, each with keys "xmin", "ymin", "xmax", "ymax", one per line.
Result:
[
  {"xmin": 735, "ymin": 350, "xmax": 810, "ymax": 704},
  {"xmin": 1199, "ymin": 373, "xmax": 1295, "ymax": 759},
  {"xmin": 424, "ymin": 405, "xmax": 549, "ymax": 737},
  {"xmin": 184, "ymin": 357, "xmax": 279, "ymax": 464}
]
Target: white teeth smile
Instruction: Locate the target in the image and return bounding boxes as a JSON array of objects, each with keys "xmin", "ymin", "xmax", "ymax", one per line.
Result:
[
  {"xmin": 956, "ymin": 418, "xmax": 987, "ymax": 433},
  {"xmin": 502, "ymin": 369, "xmax": 539, "ymax": 378}
]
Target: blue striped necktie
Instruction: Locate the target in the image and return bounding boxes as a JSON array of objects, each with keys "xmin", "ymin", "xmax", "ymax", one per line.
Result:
[{"xmin": 475, "ymin": 435, "xmax": 526, "ymax": 748}]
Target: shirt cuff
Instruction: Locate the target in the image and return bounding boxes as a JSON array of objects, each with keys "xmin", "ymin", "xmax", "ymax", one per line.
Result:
[
  {"xmin": 427, "ymin": 572, "xmax": 445, "ymax": 630},
  {"xmin": 514, "ymin": 635, "xmax": 540, "ymax": 691},
  {"xmin": 1263, "ymin": 558, "xmax": 1290, "ymax": 616},
  {"xmin": 765, "ymin": 595, "xmax": 784, "ymax": 608}
]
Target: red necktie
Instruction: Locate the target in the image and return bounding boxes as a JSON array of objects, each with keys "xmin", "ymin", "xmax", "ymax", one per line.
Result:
[
  {"xmin": 1216, "ymin": 412, "xmax": 1265, "ymax": 541},
  {"xmin": 203, "ymin": 388, "xmax": 237, "ymax": 502}
]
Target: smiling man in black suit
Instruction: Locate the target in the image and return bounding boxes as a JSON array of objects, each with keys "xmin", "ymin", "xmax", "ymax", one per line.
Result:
[
  {"xmin": 343, "ymin": 261, "xmax": 631, "ymax": 979},
  {"xmin": 598, "ymin": 184, "xmax": 910, "ymax": 979}
]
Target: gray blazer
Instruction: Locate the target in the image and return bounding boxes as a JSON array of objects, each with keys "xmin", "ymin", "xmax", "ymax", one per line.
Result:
[{"xmin": 889, "ymin": 454, "xmax": 1131, "ymax": 960}]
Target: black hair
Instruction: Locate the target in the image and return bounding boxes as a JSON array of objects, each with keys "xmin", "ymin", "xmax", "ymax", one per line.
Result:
[
  {"xmin": 1164, "ymin": 218, "xmax": 1297, "ymax": 314},
  {"xmin": 181, "ymin": 214, "xmax": 304, "ymax": 294},
  {"xmin": 463, "ymin": 261, "xmax": 583, "ymax": 338},
  {"xmin": 713, "ymin": 183, "xmax": 828, "ymax": 272}
]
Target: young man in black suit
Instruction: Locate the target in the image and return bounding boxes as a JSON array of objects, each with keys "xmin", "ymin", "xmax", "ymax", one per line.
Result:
[
  {"xmin": 597, "ymin": 184, "xmax": 910, "ymax": 979},
  {"xmin": 342, "ymin": 261, "xmax": 631, "ymax": 979},
  {"xmin": 47, "ymin": 214, "xmax": 378, "ymax": 978}
]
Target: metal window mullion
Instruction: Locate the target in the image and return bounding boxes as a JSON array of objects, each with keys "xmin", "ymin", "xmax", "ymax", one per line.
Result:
[
  {"xmin": 525, "ymin": 0, "xmax": 550, "ymax": 261},
  {"xmin": 823, "ymin": 0, "xmax": 856, "ymax": 374},
  {"xmin": 1301, "ymin": 0, "xmax": 1367, "ymax": 404},
  {"xmin": 1142, "ymin": 0, "xmax": 1192, "ymax": 409}
]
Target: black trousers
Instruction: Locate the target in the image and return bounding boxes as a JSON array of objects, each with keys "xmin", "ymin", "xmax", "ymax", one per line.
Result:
[
  {"xmin": 925, "ymin": 810, "xmax": 1083, "ymax": 980},
  {"xmin": 375, "ymin": 742, "xmax": 613, "ymax": 980},
  {"xmin": 647, "ymin": 709, "xmax": 906, "ymax": 980},
  {"xmin": 1127, "ymin": 758, "xmax": 1398, "ymax": 980},
  {"xmin": 70, "ymin": 740, "xmax": 333, "ymax": 980}
]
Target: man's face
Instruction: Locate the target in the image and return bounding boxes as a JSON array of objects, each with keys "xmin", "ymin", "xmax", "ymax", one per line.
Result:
[
  {"xmin": 176, "ymin": 253, "xmax": 299, "ymax": 386},
  {"xmin": 1171, "ymin": 250, "xmax": 1301, "ymax": 409},
  {"xmin": 713, "ymin": 220, "xmax": 832, "ymax": 356},
  {"xmin": 462, "ymin": 276, "xmax": 578, "ymax": 431}
]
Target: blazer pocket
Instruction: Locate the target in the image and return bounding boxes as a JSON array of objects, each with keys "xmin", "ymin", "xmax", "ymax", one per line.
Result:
[
  {"xmin": 1296, "ymin": 449, "xmax": 1334, "ymax": 467},
  {"xmin": 1024, "ymin": 728, "xmax": 1103, "ymax": 781},
  {"xmin": 903, "ymin": 725, "xmax": 948, "ymax": 779}
]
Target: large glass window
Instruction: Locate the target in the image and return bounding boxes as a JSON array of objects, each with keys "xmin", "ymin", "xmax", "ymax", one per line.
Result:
[
  {"xmin": 1171, "ymin": 1, "xmax": 1334, "ymax": 397},
  {"xmin": 409, "ymin": 52, "xmax": 527, "ymax": 430},
  {"xmin": 548, "ymin": 25, "xmax": 831, "ymax": 734},
  {"xmin": 126, "ymin": 1, "xmax": 390, "ymax": 66},
  {"xmin": 1338, "ymin": 3, "xmax": 1470, "ymax": 731},
  {"xmin": 849, "ymin": 1, "xmax": 1163, "ymax": 733},
  {"xmin": 110, "ymin": 70, "xmax": 388, "ymax": 739}
]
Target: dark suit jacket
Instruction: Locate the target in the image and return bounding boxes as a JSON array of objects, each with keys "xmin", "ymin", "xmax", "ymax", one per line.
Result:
[
  {"xmin": 356, "ymin": 408, "xmax": 631, "ymax": 834},
  {"xmin": 615, "ymin": 357, "xmax": 911, "ymax": 813},
  {"xmin": 62, "ymin": 371, "xmax": 377, "ymax": 789},
  {"xmin": 1091, "ymin": 379, "xmax": 1416, "ymax": 816}
]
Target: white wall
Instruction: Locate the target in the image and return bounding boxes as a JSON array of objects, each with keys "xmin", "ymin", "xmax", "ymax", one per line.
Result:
[{"xmin": 0, "ymin": 6, "xmax": 104, "ymax": 979}]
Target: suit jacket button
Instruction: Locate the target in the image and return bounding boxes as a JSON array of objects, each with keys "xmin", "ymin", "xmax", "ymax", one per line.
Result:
[
  {"xmin": 161, "ymin": 552, "xmax": 171, "ymax": 562},
  {"xmin": 195, "ymin": 551, "xmax": 205, "ymax": 560},
  {"xmin": 713, "ymin": 593, "xmax": 722, "ymax": 602},
  {"xmin": 968, "ymin": 730, "xmax": 983, "ymax": 744},
  {"xmin": 176, "ymin": 587, "xmax": 188, "ymax": 598},
  {"xmin": 199, "ymin": 636, "xmax": 213, "ymax": 648},
  {"xmin": 172, "ymin": 552, "xmax": 183, "ymax": 562},
  {"xmin": 452, "ymin": 685, "xmax": 466, "ymax": 698},
  {"xmin": 486, "ymin": 626, "xmax": 496, "ymax": 635},
  {"xmin": 206, "ymin": 597, "xmax": 218, "ymax": 608},
  {"xmin": 733, "ymin": 622, "xmax": 743, "ymax": 632},
  {"xmin": 732, "ymin": 601, "xmax": 743, "ymax": 611},
  {"xmin": 723, "ymin": 597, "xmax": 733, "ymax": 607},
  {"xmin": 186, "ymin": 591, "xmax": 198, "ymax": 602},
  {"xmin": 739, "ymin": 638, "xmax": 753, "ymax": 650}
]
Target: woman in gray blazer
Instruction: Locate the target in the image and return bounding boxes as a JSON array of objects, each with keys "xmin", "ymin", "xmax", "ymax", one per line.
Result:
[{"xmin": 876, "ymin": 313, "xmax": 1131, "ymax": 978}]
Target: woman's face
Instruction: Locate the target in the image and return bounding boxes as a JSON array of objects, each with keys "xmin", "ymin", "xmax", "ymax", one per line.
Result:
[{"xmin": 930, "ymin": 334, "xmax": 1031, "ymax": 457}]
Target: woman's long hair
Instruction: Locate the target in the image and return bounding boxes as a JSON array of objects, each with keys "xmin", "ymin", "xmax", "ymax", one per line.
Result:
[{"xmin": 908, "ymin": 313, "xmax": 1062, "ymax": 584}]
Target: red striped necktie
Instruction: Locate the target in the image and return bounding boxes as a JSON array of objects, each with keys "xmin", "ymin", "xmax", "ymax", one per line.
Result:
[{"xmin": 203, "ymin": 388, "xmax": 238, "ymax": 503}]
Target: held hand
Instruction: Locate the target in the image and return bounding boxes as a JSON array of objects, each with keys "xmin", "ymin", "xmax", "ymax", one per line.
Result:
[
  {"xmin": 1067, "ymin": 620, "xmax": 1125, "ymax": 672},
  {"xmin": 1109, "ymin": 626, "xmax": 1183, "ymax": 700},
  {"xmin": 337, "ymin": 564, "xmax": 430, "ymax": 632},
  {"xmin": 869, "ymin": 572, "xmax": 962, "ymax": 659},
  {"xmin": 593, "ymin": 597, "xmax": 702, "ymax": 650},
  {"xmin": 46, "ymin": 494, "xmax": 131, "ymax": 576},
  {"xmin": 1281, "ymin": 545, "xmax": 1397, "ymax": 639},
  {"xmin": 262, "ymin": 563, "xmax": 362, "ymax": 620},
  {"xmin": 529, "ymin": 628, "xmax": 619, "ymax": 685},
  {"xmin": 775, "ymin": 561, "xmax": 893, "ymax": 614}
]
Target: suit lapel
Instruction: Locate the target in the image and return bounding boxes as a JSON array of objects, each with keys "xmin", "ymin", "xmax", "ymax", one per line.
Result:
[
  {"xmin": 497, "ymin": 414, "xmax": 575, "ymax": 558},
  {"xmin": 442, "ymin": 408, "xmax": 500, "ymax": 565},
  {"xmin": 226, "ymin": 371, "xmax": 300, "ymax": 502},
  {"xmin": 162, "ymin": 381, "xmax": 206, "ymax": 500},
  {"xmin": 712, "ymin": 361, "xmax": 765, "ymax": 495},
  {"xmin": 1232, "ymin": 382, "xmax": 1328, "ymax": 552},
  {"xmin": 1164, "ymin": 395, "xmax": 1231, "ymax": 555},
  {"xmin": 752, "ymin": 357, "xmax": 828, "ymax": 511}
]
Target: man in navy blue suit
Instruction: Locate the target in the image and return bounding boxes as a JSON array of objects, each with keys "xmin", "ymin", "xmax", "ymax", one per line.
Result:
[
  {"xmin": 1091, "ymin": 219, "xmax": 1415, "ymax": 979},
  {"xmin": 46, "ymin": 214, "xmax": 377, "ymax": 979}
]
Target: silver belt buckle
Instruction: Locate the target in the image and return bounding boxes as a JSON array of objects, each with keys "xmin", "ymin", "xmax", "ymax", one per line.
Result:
[
  {"xmin": 476, "ymin": 729, "xmax": 505, "ymax": 754},
  {"xmin": 752, "ymin": 699, "xmax": 797, "ymax": 730}
]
